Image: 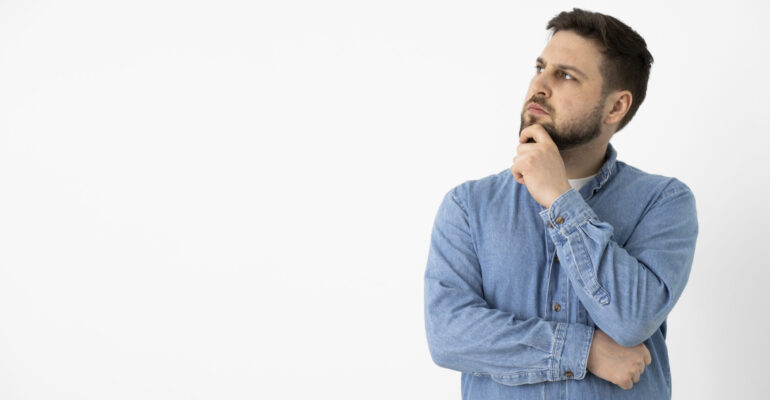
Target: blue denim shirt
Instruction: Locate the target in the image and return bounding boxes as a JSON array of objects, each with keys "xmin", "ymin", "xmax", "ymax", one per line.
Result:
[{"xmin": 424, "ymin": 144, "xmax": 698, "ymax": 399}]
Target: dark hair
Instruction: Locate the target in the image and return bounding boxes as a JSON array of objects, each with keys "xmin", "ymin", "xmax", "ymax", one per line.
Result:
[{"xmin": 547, "ymin": 8, "xmax": 653, "ymax": 131}]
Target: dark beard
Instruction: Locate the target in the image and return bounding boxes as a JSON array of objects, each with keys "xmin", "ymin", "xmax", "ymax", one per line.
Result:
[{"xmin": 520, "ymin": 97, "xmax": 605, "ymax": 151}]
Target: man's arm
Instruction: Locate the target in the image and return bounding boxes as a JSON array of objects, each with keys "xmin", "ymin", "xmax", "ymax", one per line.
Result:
[
  {"xmin": 541, "ymin": 183, "xmax": 698, "ymax": 346},
  {"xmin": 424, "ymin": 187, "xmax": 595, "ymax": 385},
  {"xmin": 514, "ymin": 126, "xmax": 699, "ymax": 347}
]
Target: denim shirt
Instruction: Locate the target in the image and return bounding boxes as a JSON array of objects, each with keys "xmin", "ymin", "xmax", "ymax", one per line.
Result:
[{"xmin": 424, "ymin": 144, "xmax": 698, "ymax": 399}]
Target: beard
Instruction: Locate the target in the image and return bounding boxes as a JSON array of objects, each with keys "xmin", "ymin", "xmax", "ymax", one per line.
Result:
[{"xmin": 520, "ymin": 95, "xmax": 605, "ymax": 151}]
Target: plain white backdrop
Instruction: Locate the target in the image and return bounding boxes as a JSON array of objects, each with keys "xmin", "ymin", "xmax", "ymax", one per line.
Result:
[{"xmin": 0, "ymin": 0, "xmax": 768, "ymax": 398}]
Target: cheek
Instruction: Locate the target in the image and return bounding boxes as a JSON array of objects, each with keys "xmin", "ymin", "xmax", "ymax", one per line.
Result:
[
  {"xmin": 552, "ymin": 101, "xmax": 584, "ymax": 128},
  {"xmin": 550, "ymin": 99, "xmax": 571, "ymax": 123},
  {"xmin": 557, "ymin": 96, "xmax": 593, "ymax": 120},
  {"xmin": 558, "ymin": 97, "xmax": 580, "ymax": 114}
]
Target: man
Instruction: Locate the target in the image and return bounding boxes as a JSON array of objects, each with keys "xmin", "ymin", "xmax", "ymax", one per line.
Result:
[{"xmin": 424, "ymin": 8, "xmax": 698, "ymax": 400}]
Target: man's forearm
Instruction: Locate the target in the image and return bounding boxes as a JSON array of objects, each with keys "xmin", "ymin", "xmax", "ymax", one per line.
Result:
[{"xmin": 541, "ymin": 185, "xmax": 698, "ymax": 346}]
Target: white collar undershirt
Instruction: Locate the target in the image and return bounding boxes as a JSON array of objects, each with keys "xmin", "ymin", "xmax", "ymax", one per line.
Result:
[{"xmin": 568, "ymin": 173, "xmax": 598, "ymax": 191}]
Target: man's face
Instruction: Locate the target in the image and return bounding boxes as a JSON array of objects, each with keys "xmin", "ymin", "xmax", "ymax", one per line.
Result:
[{"xmin": 520, "ymin": 30, "xmax": 609, "ymax": 150}]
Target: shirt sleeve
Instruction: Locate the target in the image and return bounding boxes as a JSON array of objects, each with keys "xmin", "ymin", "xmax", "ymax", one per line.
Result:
[
  {"xmin": 424, "ymin": 186, "xmax": 595, "ymax": 386},
  {"xmin": 539, "ymin": 180, "xmax": 698, "ymax": 347}
]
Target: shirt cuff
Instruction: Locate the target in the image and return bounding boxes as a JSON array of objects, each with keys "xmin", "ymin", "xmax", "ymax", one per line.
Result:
[
  {"xmin": 552, "ymin": 322, "xmax": 595, "ymax": 381},
  {"xmin": 539, "ymin": 188, "xmax": 612, "ymax": 305},
  {"xmin": 539, "ymin": 188, "xmax": 597, "ymax": 235}
]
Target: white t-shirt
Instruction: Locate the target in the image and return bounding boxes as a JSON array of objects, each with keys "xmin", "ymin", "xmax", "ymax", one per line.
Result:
[{"xmin": 568, "ymin": 173, "xmax": 598, "ymax": 191}]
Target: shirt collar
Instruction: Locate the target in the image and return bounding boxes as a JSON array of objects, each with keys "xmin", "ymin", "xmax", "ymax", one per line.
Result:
[{"xmin": 579, "ymin": 142, "xmax": 618, "ymax": 200}]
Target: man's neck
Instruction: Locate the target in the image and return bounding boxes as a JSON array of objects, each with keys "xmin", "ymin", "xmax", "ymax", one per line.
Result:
[{"xmin": 560, "ymin": 139, "xmax": 609, "ymax": 180}]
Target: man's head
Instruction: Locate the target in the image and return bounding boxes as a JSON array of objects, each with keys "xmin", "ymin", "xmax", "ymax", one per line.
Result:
[{"xmin": 520, "ymin": 8, "xmax": 653, "ymax": 150}]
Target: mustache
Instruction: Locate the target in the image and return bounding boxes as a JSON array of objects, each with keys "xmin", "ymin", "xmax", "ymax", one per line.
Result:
[{"xmin": 527, "ymin": 96, "xmax": 553, "ymax": 114}]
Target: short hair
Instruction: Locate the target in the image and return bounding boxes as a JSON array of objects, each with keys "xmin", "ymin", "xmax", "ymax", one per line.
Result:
[{"xmin": 547, "ymin": 8, "xmax": 653, "ymax": 132}]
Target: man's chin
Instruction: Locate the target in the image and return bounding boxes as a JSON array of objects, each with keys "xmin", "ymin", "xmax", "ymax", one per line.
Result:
[
  {"xmin": 521, "ymin": 114, "xmax": 551, "ymax": 128},
  {"xmin": 520, "ymin": 116, "xmax": 553, "ymax": 133}
]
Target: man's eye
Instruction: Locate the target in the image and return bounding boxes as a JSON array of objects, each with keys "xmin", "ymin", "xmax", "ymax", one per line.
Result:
[
  {"xmin": 535, "ymin": 65, "xmax": 544, "ymax": 73},
  {"xmin": 557, "ymin": 71, "xmax": 575, "ymax": 80}
]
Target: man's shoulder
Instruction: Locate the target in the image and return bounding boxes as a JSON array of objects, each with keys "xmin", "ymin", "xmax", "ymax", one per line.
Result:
[
  {"xmin": 614, "ymin": 161, "xmax": 695, "ymax": 202},
  {"xmin": 445, "ymin": 167, "xmax": 515, "ymax": 203}
]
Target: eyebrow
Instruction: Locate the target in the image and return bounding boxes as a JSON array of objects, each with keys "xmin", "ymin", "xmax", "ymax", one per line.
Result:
[{"xmin": 536, "ymin": 57, "xmax": 588, "ymax": 79}]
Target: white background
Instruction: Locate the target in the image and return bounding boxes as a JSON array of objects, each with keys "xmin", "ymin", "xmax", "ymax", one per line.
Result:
[{"xmin": 0, "ymin": 0, "xmax": 767, "ymax": 399}]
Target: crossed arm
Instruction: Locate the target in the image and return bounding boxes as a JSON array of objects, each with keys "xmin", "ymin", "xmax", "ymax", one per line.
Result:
[{"xmin": 424, "ymin": 181, "xmax": 697, "ymax": 389}]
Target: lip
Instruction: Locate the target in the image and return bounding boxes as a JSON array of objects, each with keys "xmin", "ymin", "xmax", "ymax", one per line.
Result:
[{"xmin": 527, "ymin": 103, "xmax": 549, "ymax": 115}]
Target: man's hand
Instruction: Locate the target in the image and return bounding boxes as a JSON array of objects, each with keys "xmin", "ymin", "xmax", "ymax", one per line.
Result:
[
  {"xmin": 587, "ymin": 329, "xmax": 652, "ymax": 390},
  {"xmin": 510, "ymin": 124, "xmax": 571, "ymax": 209}
]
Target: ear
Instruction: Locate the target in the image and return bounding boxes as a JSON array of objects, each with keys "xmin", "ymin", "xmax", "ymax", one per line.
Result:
[{"xmin": 604, "ymin": 90, "xmax": 633, "ymax": 125}]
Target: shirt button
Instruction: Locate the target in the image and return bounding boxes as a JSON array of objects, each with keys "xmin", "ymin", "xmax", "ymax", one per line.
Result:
[
  {"xmin": 565, "ymin": 370, "xmax": 574, "ymax": 378},
  {"xmin": 554, "ymin": 254, "xmax": 559, "ymax": 263},
  {"xmin": 547, "ymin": 221, "xmax": 553, "ymax": 228},
  {"xmin": 553, "ymin": 303, "xmax": 561, "ymax": 312},
  {"xmin": 555, "ymin": 216, "xmax": 565, "ymax": 225}
]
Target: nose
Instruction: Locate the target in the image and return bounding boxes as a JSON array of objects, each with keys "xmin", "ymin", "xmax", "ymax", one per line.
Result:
[{"xmin": 528, "ymin": 70, "xmax": 551, "ymax": 99}]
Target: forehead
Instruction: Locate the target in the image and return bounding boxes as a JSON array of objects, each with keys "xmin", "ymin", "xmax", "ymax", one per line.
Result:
[{"xmin": 540, "ymin": 30, "xmax": 604, "ymax": 80}]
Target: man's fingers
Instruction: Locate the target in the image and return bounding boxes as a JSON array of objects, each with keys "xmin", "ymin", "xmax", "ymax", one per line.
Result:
[
  {"xmin": 519, "ymin": 124, "xmax": 553, "ymax": 145},
  {"xmin": 643, "ymin": 345, "xmax": 652, "ymax": 365},
  {"xmin": 619, "ymin": 379, "xmax": 633, "ymax": 390},
  {"xmin": 511, "ymin": 154, "xmax": 528, "ymax": 183},
  {"xmin": 514, "ymin": 143, "xmax": 537, "ymax": 159},
  {"xmin": 510, "ymin": 164, "xmax": 525, "ymax": 184}
]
